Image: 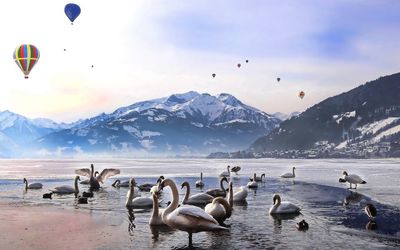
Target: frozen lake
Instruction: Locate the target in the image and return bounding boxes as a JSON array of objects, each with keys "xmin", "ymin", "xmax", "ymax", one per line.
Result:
[{"xmin": 0, "ymin": 158, "xmax": 399, "ymax": 249}]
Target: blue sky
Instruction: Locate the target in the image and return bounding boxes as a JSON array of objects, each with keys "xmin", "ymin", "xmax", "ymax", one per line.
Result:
[{"xmin": 1, "ymin": 0, "xmax": 400, "ymax": 122}]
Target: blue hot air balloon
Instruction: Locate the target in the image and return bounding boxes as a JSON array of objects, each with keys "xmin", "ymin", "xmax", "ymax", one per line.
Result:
[{"xmin": 64, "ymin": 3, "xmax": 81, "ymax": 25}]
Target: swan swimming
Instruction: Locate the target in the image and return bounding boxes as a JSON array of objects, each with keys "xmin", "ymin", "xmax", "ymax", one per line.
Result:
[
  {"xmin": 247, "ymin": 173, "xmax": 258, "ymax": 188},
  {"xmin": 195, "ymin": 172, "xmax": 205, "ymax": 187},
  {"xmin": 75, "ymin": 164, "xmax": 120, "ymax": 191},
  {"xmin": 253, "ymin": 173, "xmax": 265, "ymax": 182},
  {"xmin": 23, "ymin": 178, "xmax": 43, "ymax": 190},
  {"xmin": 206, "ymin": 177, "xmax": 228, "ymax": 197},
  {"xmin": 112, "ymin": 179, "xmax": 130, "ymax": 188},
  {"xmin": 269, "ymin": 194, "xmax": 301, "ymax": 214},
  {"xmin": 149, "ymin": 186, "xmax": 165, "ymax": 226},
  {"xmin": 281, "ymin": 167, "xmax": 296, "ymax": 178},
  {"xmin": 181, "ymin": 181, "xmax": 214, "ymax": 205},
  {"xmin": 341, "ymin": 171, "xmax": 366, "ymax": 189},
  {"xmin": 205, "ymin": 197, "xmax": 232, "ymax": 224},
  {"xmin": 158, "ymin": 178, "xmax": 228, "ymax": 247},
  {"xmin": 227, "ymin": 181, "xmax": 248, "ymax": 207},
  {"xmin": 51, "ymin": 176, "xmax": 80, "ymax": 195},
  {"xmin": 126, "ymin": 178, "xmax": 153, "ymax": 208}
]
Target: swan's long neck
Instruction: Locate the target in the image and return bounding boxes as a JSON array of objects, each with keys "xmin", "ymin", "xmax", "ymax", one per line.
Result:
[
  {"xmin": 215, "ymin": 197, "xmax": 232, "ymax": 218},
  {"xmin": 90, "ymin": 164, "xmax": 94, "ymax": 178},
  {"xmin": 183, "ymin": 183, "xmax": 190, "ymax": 203},
  {"xmin": 292, "ymin": 168, "xmax": 295, "ymax": 177},
  {"xmin": 227, "ymin": 166, "xmax": 230, "ymax": 174},
  {"xmin": 200, "ymin": 172, "xmax": 203, "ymax": 181},
  {"xmin": 127, "ymin": 182, "xmax": 135, "ymax": 202},
  {"xmin": 261, "ymin": 173, "xmax": 265, "ymax": 180},
  {"xmin": 163, "ymin": 179, "xmax": 179, "ymax": 221},
  {"xmin": 253, "ymin": 173, "xmax": 256, "ymax": 181},
  {"xmin": 24, "ymin": 179, "xmax": 28, "ymax": 190},
  {"xmin": 151, "ymin": 193, "xmax": 159, "ymax": 219},
  {"xmin": 271, "ymin": 196, "xmax": 281, "ymax": 213},
  {"xmin": 228, "ymin": 182, "xmax": 233, "ymax": 207},
  {"xmin": 112, "ymin": 179, "xmax": 120, "ymax": 187},
  {"xmin": 220, "ymin": 178, "xmax": 226, "ymax": 195},
  {"xmin": 74, "ymin": 177, "xmax": 79, "ymax": 194}
]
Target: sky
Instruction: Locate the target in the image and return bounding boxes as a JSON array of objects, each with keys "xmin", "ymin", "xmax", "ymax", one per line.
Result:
[{"xmin": 1, "ymin": 0, "xmax": 400, "ymax": 123}]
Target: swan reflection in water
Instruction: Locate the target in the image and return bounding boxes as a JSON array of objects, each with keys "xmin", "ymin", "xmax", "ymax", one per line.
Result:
[
  {"xmin": 126, "ymin": 208, "xmax": 135, "ymax": 235},
  {"xmin": 343, "ymin": 191, "xmax": 363, "ymax": 207},
  {"xmin": 366, "ymin": 221, "xmax": 378, "ymax": 230},
  {"xmin": 150, "ymin": 224, "xmax": 175, "ymax": 241}
]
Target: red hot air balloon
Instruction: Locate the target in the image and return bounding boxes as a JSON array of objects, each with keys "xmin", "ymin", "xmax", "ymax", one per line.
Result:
[
  {"xmin": 13, "ymin": 44, "xmax": 40, "ymax": 79},
  {"xmin": 237, "ymin": 63, "xmax": 241, "ymax": 68},
  {"xmin": 277, "ymin": 77, "xmax": 281, "ymax": 82},
  {"xmin": 212, "ymin": 73, "xmax": 216, "ymax": 78},
  {"xmin": 299, "ymin": 91, "xmax": 305, "ymax": 99}
]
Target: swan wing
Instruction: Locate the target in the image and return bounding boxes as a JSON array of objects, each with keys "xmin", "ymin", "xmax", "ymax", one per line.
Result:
[
  {"xmin": 233, "ymin": 187, "xmax": 248, "ymax": 201},
  {"xmin": 177, "ymin": 205, "xmax": 218, "ymax": 224},
  {"xmin": 51, "ymin": 185, "xmax": 75, "ymax": 193},
  {"xmin": 97, "ymin": 169, "xmax": 120, "ymax": 183},
  {"xmin": 347, "ymin": 174, "xmax": 364, "ymax": 184},
  {"xmin": 277, "ymin": 202, "xmax": 301, "ymax": 213},
  {"xmin": 75, "ymin": 168, "xmax": 91, "ymax": 178},
  {"xmin": 280, "ymin": 173, "xmax": 293, "ymax": 178}
]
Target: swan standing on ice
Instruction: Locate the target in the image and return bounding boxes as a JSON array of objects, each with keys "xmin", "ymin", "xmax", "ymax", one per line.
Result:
[
  {"xmin": 206, "ymin": 177, "xmax": 228, "ymax": 197},
  {"xmin": 340, "ymin": 171, "xmax": 367, "ymax": 189},
  {"xmin": 149, "ymin": 186, "xmax": 165, "ymax": 226},
  {"xmin": 247, "ymin": 173, "xmax": 258, "ymax": 188},
  {"xmin": 227, "ymin": 181, "xmax": 248, "ymax": 207},
  {"xmin": 281, "ymin": 167, "xmax": 296, "ymax": 178},
  {"xmin": 75, "ymin": 164, "xmax": 120, "ymax": 191},
  {"xmin": 51, "ymin": 176, "xmax": 80, "ymax": 195},
  {"xmin": 195, "ymin": 172, "xmax": 205, "ymax": 187},
  {"xmin": 269, "ymin": 194, "xmax": 301, "ymax": 214},
  {"xmin": 158, "ymin": 178, "xmax": 228, "ymax": 247},
  {"xmin": 219, "ymin": 166, "xmax": 230, "ymax": 178},
  {"xmin": 181, "ymin": 181, "xmax": 214, "ymax": 205},
  {"xmin": 126, "ymin": 178, "xmax": 153, "ymax": 208},
  {"xmin": 23, "ymin": 178, "xmax": 43, "ymax": 190},
  {"xmin": 205, "ymin": 197, "xmax": 232, "ymax": 224}
]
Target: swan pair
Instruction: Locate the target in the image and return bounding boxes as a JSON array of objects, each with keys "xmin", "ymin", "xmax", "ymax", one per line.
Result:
[
  {"xmin": 158, "ymin": 178, "xmax": 228, "ymax": 246},
  {"xmin": 340, "ymin": 171, "xmax": 367, "ymax": 189},
  {"xmin": 75, "ymin": 164, "xmax": 120, "ymax": 191}
]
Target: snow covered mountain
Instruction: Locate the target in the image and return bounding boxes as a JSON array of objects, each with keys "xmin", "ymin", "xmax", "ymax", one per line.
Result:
[{"xmin": 35, "ymin": 91, "xmax": 281, "ymax": 156}]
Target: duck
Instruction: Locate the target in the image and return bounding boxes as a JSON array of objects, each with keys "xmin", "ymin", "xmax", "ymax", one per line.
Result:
[
  {"xmin": 158, "ymin": 178, "xmax": 228, "ymax": 247},
  {"xmin": 149, "ymin": 186, "xmax": 165, "ymax": 226},
  {"xmin": 205, "ymin": 197, "xmax": 232, "ymax": 224},
  {"xmin": 195, "ymin": 172, "xmax": 205, "ymax": 187},
  {"xmin": 341, "ymin": 171, "xmax": 366, "ymax": 189},
  {"xmin": 112, "ymin": 179, "xmax": 130, "ymax": 188},
  {"xmin": 227, "ymin": 181, "xmax": 248, "ymax": 207},
  {"xmin": 51, "ymin": 176, "xmax": 80, "ymax": 195},
  {"xmin": 364, "ymin": 204, "xmax": 377, "ymax": 220},
  {"xmin": 23, "ymin": 178, "xmax": 43, "ymax": 190},
  {"xmin": 206, "ymin": 177, "xmax": 228, "ymax": 197},
  {"xmin": 247, "ymin": 173, "xmax": 258, "ymax": 189},
  {"xmin": 181, "ymin": 181, "xmax": 214, "ymax": 205},
  {"xmin": 42, "ymin": 193, "xmax": 52, "ymax": 199},
  {"xmin": 75, "ymin": 164, "xmax": 120, "ymax": 191},
  {"xmin": 219, "ymin": 165, "xmax": 230, "ymax": 178},
  {"xmin": 281, "ymin": 167, "xmax": 296, "ymax": 178},
  {"xmin": 126, "ymin": 178, "xmax": 153, "ymax": 208},
  {"xmin": 269, "ymin": 194, "xmax": 301, "ymax": 214},
  {"xmin": 230, "ymin": 166, "xmax": 241, "ymax": 174},
  {"xmin": 296, "ymin": 220, "xmax": 309, "ymax": 231},
  {"xmin": 80, "ymin": 171, "xmax": 99, "ymax": 185}
]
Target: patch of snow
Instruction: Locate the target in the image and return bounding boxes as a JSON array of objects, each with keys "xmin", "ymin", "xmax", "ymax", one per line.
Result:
[
  {"xmin": 372, "ymin": 124, "xmax": 400, "ymax": 143},
  {"xmin": 154, "ymin": 115, "xmax": 167, "ymax": 122},
  {"xmin": 190, "ymin": 122, "xmax": 204, "ymax": 128},
  {"xmin": 123, "ymin": 125, "xmax": 141, "ymax": 137},
  {"xmin": 214, "ymin": 119, "xmax": 248, "ymax": 126},
  {"xmin": 76, "ymin": 129, "xmax": 89, "ymax": 137},
  {"xmin": 335, "ymin": 111, "xmax": 356, "ymax": 124},
  {"xmin": 357, "ymin": 117, "xmax": 400, "ymax": 135},
  {"xmin": 335, "ymin": 141, "xmax": 348, "ymax": 149}
]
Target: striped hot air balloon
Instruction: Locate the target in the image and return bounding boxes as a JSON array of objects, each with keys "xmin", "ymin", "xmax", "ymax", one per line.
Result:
[{"xmin": 13, "ymin": 44, "xmax": 40, "ymax": 79}]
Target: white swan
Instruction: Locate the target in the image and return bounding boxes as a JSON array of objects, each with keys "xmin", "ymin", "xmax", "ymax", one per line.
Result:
[
  {"xmin": 219, "ymin": 165, "xmax": 230, "ymax": 178},
  {"xmin": 247, "ymin": 173, "xmax": 258, "ymax": 188},
  {"xmin": 341, "ymin": 171, "xmax": 367, "ymax": 189},
  {"xmin": 281, "ymin": 167, "xmax": 296, "ymax": 178},
  {"xmin": 181, "ymin": 181, "xmax": 214, "ymax": 205},
  {"xmin": 206, "ymin": 177, "xmax": 228, "ymax": 197},
  {"xmin": 158, "ymin": 178, "xmax": 227, "ymax": 246},
  {"xmin": 269, "ymin": 194, "xmax": 301, "ymax": 214},
  {"xmin": 195, "ymin": 172, "xmax": 205, "ymax": 187},
  {"xmin": 23, "ymin": 178, "xmax": 43, "ymax": 190},
  {"xmin": 80, "ymin": 171, "xmax": 99, "ymax": 185},
  {"xmin": 149, "ymin": 186, "xmax": 165, "ymax": 226},
  {"xmin": 112, "ymin": 179, "xmax": 130, "ymax": 188},
  {"xmin": 51, "ymin": 176, "xmax": 80, "ymax": 195},
  {"xmin": 205, "ymin": 197, "xmax": 232, "ymax": 224},
  {"xmin": 75, "ymin": 164, "xmax": 120, "ymax": 190},
  {"xmin": 227, "ymin": 181, "xmax": 248, "ymax": 207},
  {"xmin": 126, "ymin": 178, "xmax": 153, "ymax": 208}
]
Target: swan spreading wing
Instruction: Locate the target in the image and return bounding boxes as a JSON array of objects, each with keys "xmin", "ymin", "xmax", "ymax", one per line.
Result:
[
  {"xmin": 75, "ymin": 168, "xmax": 91, "ymax": 178},
  {"xmin": 177, "ymin": 205, "xmax": 218, "ymax": 224},
  {"xmin": 97, "ymin": 169, "xmax": 120, "ymax": 183}
]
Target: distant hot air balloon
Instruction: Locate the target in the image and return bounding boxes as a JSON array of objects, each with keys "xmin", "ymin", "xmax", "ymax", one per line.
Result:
[
  {"xmin": 64, "ymin": 3, "xmax": 81, "ymax": 25},
  {"xmin": 277, "ymin": 77, "xmax": 281, "ymax": 82},
  {"xmin": 245, "ymin": 59, "xmax": 249, "ymax": 63},
  {"xmin": 237, "ymin": 63, "xmax": 241, "ymax": 68},
  {"xmin": 212, "ymin": 73, "xmax": 216, "ymax": 78},
  {"xmin": 299, "ymin": 91, "xmax": 305, "ymax": 99},
  {"xmin": 13, "ymin": 44, "xmax": 40, "ymax": 79}
]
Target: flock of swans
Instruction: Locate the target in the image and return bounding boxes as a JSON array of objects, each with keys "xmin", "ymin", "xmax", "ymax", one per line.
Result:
[{"xmin": 21, "ymin": 163, "xmax": 375, "ymax": 247}]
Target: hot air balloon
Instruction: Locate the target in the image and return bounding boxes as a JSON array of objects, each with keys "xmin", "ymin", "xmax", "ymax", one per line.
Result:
[
  {"xmin": 13, "ymin": 44, "xmax": 40, "ymax": 79},
  {"xmin": 245, "ymin": 59, "xmax": 249, "ymax": 63},
  {"xmin": 277, "ymin": 77, "xmax": 281, "ymax": 82},
  {"xmin": 237, "ymin": 63, "xmax": 241, "ymax": 68},
  {"xmin": 212, "ymin": 73, "xmax": 216, "ymax": 78},
  {"xmin": 299, "ymin": 91, "xmax": 305, "ymax": 99},
  {"xmin": 65, "ymin": 3, "xmax": 81, "ymax": 25}
]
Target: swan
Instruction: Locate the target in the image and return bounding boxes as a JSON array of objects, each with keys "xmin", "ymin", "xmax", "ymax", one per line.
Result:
[
  {"xmin": 230, "ymin": 166, "xmax": 241, "ymax": 174},
  {"xmin": 341, "ymin": 171, "xmax": 366, "ymax": 189},
  {"xmin": 51, "ymin": 176, "xmax": 80, "ymax": 195},
  {"xmin": 205, "ymin": 197, "xmax": 232, "ymax": 224},
  {"xmin": 296, "ymin": 220, "xmax": 309, "ymax": 231},
  {"xmin": 195, "ymin": 172, "xmax": 205, "ymax": 187},
  {"xmin": 80, "ymin": 171, "xmax": 99, "ymax": 185},
  {"xmin": 206, "ymin": 177, "xmax": 228, "ymax": 197},
  {"xmin": 149, "ymin": 186, "xmax": 165, "ymax": 226},
  {"xmin": 75, "ymin": 164, "xmax": 120, "ymax": 191},
  {"xmin": 219, "ymin": 165, "xmax": 230, "ymax": 178},
  {"xmin": 76, "ymin": 196, "xmax": 88, "ymax": 204},
  {"xmin": 281, "ymin": 167, "xmax": 296, "ymax": 178},
  {"xmin": 227, "ymin": 181, "xmax": 248, "ymax": 207},
  {"xmin": 126, "ymin": 178, "xmax": 153, "ymax": 208},
  {"xmin": 23, "ymin": 178, "xmax": 43, "ymax": 190},
  {"xmin": 247, "ymin": 173, "xmax": 258, "ymax": 188},
  {"xmin": 112, "ymin": 179, "xmax": 130, "ymax": 188},
  {"xmin": 42, "ymin": 193, "xmax": 52, "ymax": 199},
  {"xmin": 365, "ymin": 204, "xmax": 377, "ymax": 220},
  {"xmin": 158, "ymin": 178, "xmax": 228, "ymax": 247},
  {"xmin": 137, "ymin": 183, "xmax": 155, "ymax": 192},
  {"xmin": 269, "ymin": 194, "xmax": 301, "ymax": 214},
  {"xmin": 252, "ymin": 173, "xmax": 265, "ymax": 182},
  {"xmin": 181, "ymin": 181, "xmax": 214, "ymax": 205}
]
